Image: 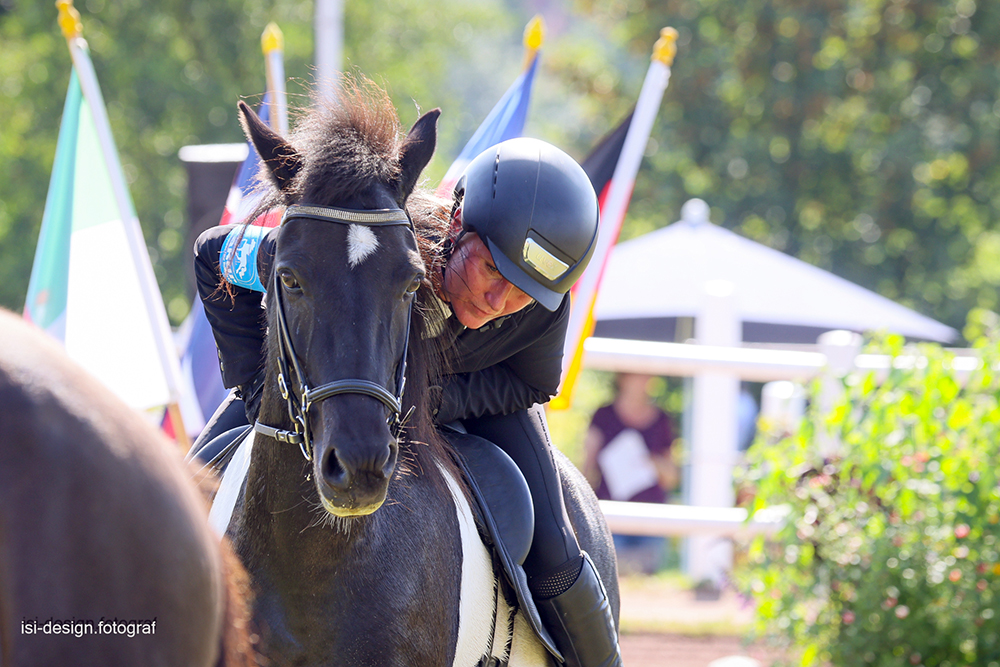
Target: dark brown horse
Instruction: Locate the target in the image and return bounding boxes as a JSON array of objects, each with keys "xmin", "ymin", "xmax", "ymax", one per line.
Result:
[
  {"xmin": 0, "ymin": 309, "xmax": 253, "ymax": 666},
  {"xmin": 212, "ymin": 79, "xmax": 618, "ymax": 666}
]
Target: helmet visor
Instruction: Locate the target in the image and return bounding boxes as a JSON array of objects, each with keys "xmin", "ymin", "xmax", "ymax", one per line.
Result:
[{"xmin": 484, "ymin": 236, "xmax": 564, "ymax": 312}]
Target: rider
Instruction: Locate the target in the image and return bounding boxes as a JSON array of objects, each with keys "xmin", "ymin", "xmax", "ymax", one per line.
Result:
[{"xmin": 193, "ymin": 137, "xmax": 621, "ymax": 667}]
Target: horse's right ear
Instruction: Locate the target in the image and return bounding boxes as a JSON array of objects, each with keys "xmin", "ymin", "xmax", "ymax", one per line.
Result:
[{"xmin": 238, "ymin": 100, "xmax": 302, "ymax": 193}]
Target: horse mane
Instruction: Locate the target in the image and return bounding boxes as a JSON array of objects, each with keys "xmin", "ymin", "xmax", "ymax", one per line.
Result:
[{"xmin": 250, "ymin": 76, "xmax": 405, "ymax": 213}]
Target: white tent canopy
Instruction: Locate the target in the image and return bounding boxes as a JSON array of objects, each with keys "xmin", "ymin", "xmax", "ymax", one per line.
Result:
[{"xmin": 593, "ymin": 199, "xmax": 957, "ymax": 344}]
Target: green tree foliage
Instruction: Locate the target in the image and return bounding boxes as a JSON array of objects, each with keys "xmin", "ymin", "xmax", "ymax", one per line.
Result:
[
  {"xmin": 574, "ymin": 0, "xmax": 1000, "ymax": 335},
  {"xmin": 738, "ymin": 311, "xmax": 1000, "ymax": 665},
  {"xmin": 0, "ymin": 0, "xmax": 513, "ymax": 322},
  {"xmin": 6, "ymin": 0, "xmax": 1000, "ymax": 336}
]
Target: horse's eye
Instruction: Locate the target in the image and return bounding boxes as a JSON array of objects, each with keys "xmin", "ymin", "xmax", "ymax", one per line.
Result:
[
  {"xmin": 279, "ymin": 270, "xmax": 301, "ymax": 292},
  {"xmin": 405, "ymin": 274, "xmax": 423, "ymax": 295}
]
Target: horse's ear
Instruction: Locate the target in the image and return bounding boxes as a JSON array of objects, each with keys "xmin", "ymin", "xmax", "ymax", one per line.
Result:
[
  {"xmin": 397, "ymin": 108, "xmax": 440, "ymax": 201},
  {"xmin": 238, "ymin": 100, "xmax": 302, "ymax": 193}
]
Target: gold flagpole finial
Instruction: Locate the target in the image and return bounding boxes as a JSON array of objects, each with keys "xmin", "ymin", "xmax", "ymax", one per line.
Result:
[
  {"xmin": 523, "ymin": 15, "xmax": 545, "ymax": 52},
  {"xmin": 521, "ymin": 15, "xmax": 545, "ymax": 70},
  {"xmin": 56, "ymin": 0, "xmax": 82, "ymax": 42},
  {"xmin": 652, "ymin": 27, "xmax": 678, "ymax": 66},
  {"xmin": 262, "ymin": 22, "xmax": 284, "ymax": 55}
]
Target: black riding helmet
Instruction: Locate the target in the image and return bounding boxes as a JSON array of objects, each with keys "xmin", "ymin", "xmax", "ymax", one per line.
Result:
[{"xmin": 454, "ymin": 138, "xmax": 599, "ymax": 312}]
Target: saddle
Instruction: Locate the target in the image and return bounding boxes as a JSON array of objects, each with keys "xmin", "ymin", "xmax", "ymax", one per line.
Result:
[{"xmin": 443, "ymin": 427, "xmax": 565, "ymax": 663}]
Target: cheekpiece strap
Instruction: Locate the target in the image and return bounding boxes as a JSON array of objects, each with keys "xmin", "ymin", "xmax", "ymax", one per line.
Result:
[{"xmin": 282, "ymin": 204, "xmax": 410, "ymax": 227}]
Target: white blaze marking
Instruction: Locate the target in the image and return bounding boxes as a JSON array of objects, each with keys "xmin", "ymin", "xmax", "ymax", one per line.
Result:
[{"xmin": 347, "ymin": 224, "xmax": 379, "ymax": 267}]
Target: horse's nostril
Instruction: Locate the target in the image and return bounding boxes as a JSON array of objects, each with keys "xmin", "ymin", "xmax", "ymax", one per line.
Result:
[{"xmin": 322, "ymin": 449, "xmax": 346, "ymax": 484}]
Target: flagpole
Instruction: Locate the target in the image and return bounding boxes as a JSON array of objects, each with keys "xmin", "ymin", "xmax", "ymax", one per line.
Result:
[
  {"xmin": 551, "ymin": 27, "xmax": 678, "ymax": 410},
  {"xmin": 56, "ymin": 0, "xmax": 189, "ymax": 447},
  {"xmin": 262, "ymin": 22, "xmax": 289, "ymax": 135},
  {"xmin": 435, "ymin": 16, "xmax": 545, "ymax": 197}
]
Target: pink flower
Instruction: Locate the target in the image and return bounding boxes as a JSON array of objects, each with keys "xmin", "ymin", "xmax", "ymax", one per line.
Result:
[
  {"xmin": 955, "ymin": 524, "xmax": 971, "ymax": 539},
  {"xmin": 895, "ymin": 605, "xmax": 910, "ymax": 619},
  {"xmin": 842, "ymin": 611, "xmax": 855, "ymax": 625}
]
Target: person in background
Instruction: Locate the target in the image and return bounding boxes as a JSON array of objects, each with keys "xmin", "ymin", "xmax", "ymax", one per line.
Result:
[{"xmin": 584, "ymin": 372, "xmax": 678, "ymax": 574}]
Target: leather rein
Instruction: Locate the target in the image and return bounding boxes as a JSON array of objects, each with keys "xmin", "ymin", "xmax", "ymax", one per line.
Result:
[{"xmin": 254, "ymin": 204, "xmax": 416, "ymax": 461}]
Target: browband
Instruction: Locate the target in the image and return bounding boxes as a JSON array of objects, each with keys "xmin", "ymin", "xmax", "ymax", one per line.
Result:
[{"xmin": 282, "ymin": 204, "xmax": 411, "ymax": 227}]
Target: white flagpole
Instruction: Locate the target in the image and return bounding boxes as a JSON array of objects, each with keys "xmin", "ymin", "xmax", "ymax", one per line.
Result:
[
  {"xmin": 314, "ymin": 0, "xmax": 343, "ymax": 102},
  {"xmin": 552, "ymin": 28, "xmax": 678, "ymax": 409},
  {"xmin": 262, "ymin": 22, "xmax": 289, "ymax": 135},
  {"xmin": 57, "ymin": 0, "xmax": 188, "ymax": 444}
]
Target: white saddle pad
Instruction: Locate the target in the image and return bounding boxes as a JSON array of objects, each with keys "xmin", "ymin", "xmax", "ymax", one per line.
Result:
[{"xmin": 207, "ymin": 430, "xmax": 255, "ymax": 538}]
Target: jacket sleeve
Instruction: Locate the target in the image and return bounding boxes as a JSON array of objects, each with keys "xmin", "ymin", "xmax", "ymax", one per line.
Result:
[
  {"xmin": 436, "ymin": 296, "xmax": 570, "ymax": 422},
  {"xmin": 192, "ymin": 225, "xmax": 277, "ymax": 389}
]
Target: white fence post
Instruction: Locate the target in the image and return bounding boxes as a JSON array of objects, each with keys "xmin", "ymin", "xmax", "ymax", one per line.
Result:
[
  {"xmin": 687, "ymin": 276, "xmax": 741, "ymax": 588},
  {"xmin": 817, "ymin": 330, "xmax": 863, "ymax": 458}
]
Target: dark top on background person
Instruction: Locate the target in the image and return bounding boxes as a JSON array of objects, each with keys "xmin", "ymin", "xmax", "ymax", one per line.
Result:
[{"xmin": 584, "ymin": 373, "xmax": 678, "ymax": 504}]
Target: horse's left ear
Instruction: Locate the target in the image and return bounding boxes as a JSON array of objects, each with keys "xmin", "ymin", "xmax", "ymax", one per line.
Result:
[
  {"xmin": 397, "ymin": 108, "xmax": 440, "ymax": 201},
  {"xmin": 238, "ymin": 100, "xmax": 302, "ymax": 195}
]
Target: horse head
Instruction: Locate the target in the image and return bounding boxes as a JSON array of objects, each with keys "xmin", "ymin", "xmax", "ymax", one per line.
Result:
[{"xmin": 239, "ymin": 81, "xmax": 440, "ymax": 517}]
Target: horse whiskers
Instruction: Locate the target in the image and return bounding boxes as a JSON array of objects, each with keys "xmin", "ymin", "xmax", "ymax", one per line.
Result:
[
  {"xmin": 268, "ymin": 496, "xmax": 310, "ymax": 516},
  {"xmin": 302, "ymin": 498, "xmax": 357, "ymax": 536}
]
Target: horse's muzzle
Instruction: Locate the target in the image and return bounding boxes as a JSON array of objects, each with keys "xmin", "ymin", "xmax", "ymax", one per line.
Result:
[{"xmin": 314, "ymin": 439, "xmax": 398, "ymax": 517}]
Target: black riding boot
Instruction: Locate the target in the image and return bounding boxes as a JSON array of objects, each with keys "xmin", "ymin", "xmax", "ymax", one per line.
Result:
[{"xmin": 536, "ymin": 553, "xmax": 623, "ymax": 667}]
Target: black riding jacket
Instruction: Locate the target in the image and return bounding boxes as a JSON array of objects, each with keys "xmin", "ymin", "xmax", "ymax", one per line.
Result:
[{"xmin": 193, "ymin": 224, "xmax": 570, "ymax": 423}]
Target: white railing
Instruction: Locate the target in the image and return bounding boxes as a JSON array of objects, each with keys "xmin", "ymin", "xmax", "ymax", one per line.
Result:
[
  {"xmin": 599, "ymin": 500, "xmax": 787, "ymax": 538},
  {"xmin": 583, "ymin": 336, "xmax": 980, "ymax": 384},
  {"xmin": 581, "ymin": 333, "xmax": 978, "ymax": 582}
]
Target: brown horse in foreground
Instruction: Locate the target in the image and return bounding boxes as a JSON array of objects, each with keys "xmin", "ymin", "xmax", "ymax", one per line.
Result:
[{"xmin": 0, "ymin": 309, "xmax": 253, "ymax": 666}]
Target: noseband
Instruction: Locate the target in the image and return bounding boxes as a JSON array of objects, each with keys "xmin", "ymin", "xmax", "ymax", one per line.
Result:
[{"xmin": 254, "ymin": 204, "xmax": 416, "ymax": 461}]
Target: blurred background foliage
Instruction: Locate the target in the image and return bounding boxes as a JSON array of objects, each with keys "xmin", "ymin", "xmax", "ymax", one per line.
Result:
[
  {"xmin": 1, "ymin": 0, "xmax": 998, "ymax": 339},
  {"xmin": 737, "ymin": 313, "xmax": 1000, "ymax": 664}
]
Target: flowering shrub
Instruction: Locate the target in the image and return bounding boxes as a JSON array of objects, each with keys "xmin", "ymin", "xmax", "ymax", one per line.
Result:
[{"xmin": 738, "ymin": 313, "xmax": 1000, "ymax": 666}]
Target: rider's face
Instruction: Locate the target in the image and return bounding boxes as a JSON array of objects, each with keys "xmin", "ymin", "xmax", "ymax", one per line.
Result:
[{"xmin": 442, "ymin": 232, "xmax": 534, "ymax": 330}]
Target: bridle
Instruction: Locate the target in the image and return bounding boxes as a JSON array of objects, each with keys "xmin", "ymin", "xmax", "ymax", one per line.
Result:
[{"xmin": 254, "ymin": 204, "xmax": 417, "ymax": 461}]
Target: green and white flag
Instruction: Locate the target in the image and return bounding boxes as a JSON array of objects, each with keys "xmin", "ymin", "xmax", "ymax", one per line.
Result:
[{"xmin": 25, "ymin": 35, "xmax": 181, "ymax": 413}]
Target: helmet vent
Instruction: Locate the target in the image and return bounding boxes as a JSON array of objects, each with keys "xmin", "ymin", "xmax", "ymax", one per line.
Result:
[{"xmin": 492, "ymin": 153, "xmax": 500, "ymax": 199}]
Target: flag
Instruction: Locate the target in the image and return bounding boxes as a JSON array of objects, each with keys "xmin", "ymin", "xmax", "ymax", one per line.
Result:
[
  {"xmin": 551, "ymin": 28, "xmax": 678, "ymax": 410},
  {"xmin": 219, "ymin": 92, "xmax": 281, "ymax": 229},
  {"xmin": 168, "ymin": 94, "xmax": 280, "ymax": 439},
  {"xmin": 583, "ymin": 111, "xmax": 633, "ymax": 208},
  {"xmin": 168, "ymin": 23, "xmax": 289, "ymax": 440},
  {"xmin": 436, "ymin": 16, "xmax": 544, "ymax": 197},
  {"xmin": 25, "ymin": 38, "xmax": 183, "ymax": 414}
]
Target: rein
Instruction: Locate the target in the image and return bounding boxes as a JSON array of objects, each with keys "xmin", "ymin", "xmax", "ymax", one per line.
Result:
[{"xmin": 254, "ymin": 204, "xmax": 417, "ymax": 461}]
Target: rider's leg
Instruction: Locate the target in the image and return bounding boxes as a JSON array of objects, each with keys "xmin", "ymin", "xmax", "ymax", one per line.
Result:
[{"xmin": 463, "ymin": 405, "xmax": 622, "ymax": 667}]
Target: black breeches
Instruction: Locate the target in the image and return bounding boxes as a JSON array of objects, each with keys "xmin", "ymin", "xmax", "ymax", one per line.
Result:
[{"xmin": 463, "ymin": 405, "xmax": 581, "ymax": 579}]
